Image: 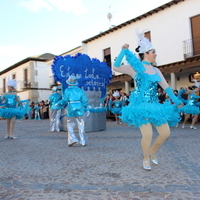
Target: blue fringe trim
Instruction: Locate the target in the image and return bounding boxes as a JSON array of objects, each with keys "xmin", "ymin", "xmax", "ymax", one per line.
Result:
[
  {"xmin": 0, "ymin": 99, "xmax": 29, "ymax": 119},
  {"xmin": 85, "ymin": 107, "xmax": 107, "ymax": 113},
  {"xmin": 120, "ymin": 101, "xmax": 181, "ymax": 128},
  {"xmin": 124, "ymin": 49, "xmax": 145, "ymax": 72},
  {"xmin": 109, "ymin": 107, "xmax": 122, "ymax": 115},
  {"xmin": 60, "ymin": 107, "xmax": 107, "ymax": 119},
  {"xmin": 180, "ymin": 105, "xmax": 200, "ymax": 115}
]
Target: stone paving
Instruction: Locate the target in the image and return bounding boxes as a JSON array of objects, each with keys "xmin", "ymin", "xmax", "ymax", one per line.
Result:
[{"xmin": 0, "ymin": 119, "xmax": 200, "ymax": 200}]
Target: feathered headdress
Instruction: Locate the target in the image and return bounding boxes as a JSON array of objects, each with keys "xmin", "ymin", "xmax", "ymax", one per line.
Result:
[
  {"xmin": 113, "ymin": 90, "xmax": 120, "ymax": 97},
  {"xmin": 135, "ymin": 29, "xmax": 155, "ymax": 53},
  {"xmin": 192, "ymin": 79, "xmax": 200, "ymax": 88},
  {"xmin": 7, "ymin": 78, "xmax": 17, "ymax": 89}
]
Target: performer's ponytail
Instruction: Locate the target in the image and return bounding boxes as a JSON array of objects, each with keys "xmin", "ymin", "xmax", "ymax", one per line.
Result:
[{"xmin": 135, "ymin": 46, "xmax": 144, "ymax": 61}]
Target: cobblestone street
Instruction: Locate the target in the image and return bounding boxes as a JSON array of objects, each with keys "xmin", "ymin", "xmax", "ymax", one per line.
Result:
[{"xmin": 0, "ymin": 119, "xmax": 200, "ymax": 200}]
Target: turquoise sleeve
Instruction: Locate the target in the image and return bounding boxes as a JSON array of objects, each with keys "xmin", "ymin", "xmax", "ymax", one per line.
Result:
[
  {"xmin": 191, "ymin": 93, "xmax": 200, "ymax": 99},
  {"xmin": 164, "ymin": 87, "xmax": 182, "ymax": 105},
  {"xmin": 20, "ymin": 99, "xmax": 29, "ymax": 103},
  {"xmin": 114, "ymin": 49, "xmax": 126, "ymax": 67}
]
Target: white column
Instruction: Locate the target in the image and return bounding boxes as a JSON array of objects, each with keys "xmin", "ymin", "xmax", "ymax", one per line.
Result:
[
  {"xmin": 170, "ymin": 72, "xmax": 176, "ymax": 90},
  {"xmin": 125, "ymin": 81, "xmax": 130, "ymax": 94}
]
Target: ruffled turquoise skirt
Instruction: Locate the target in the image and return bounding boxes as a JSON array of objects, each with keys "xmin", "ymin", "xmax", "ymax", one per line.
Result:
[
  {"xmin": 180, "ymin": 105, "xmax": 200, "ymax": 115},
  {"xmin": 120, "ymin": 101, "xmax": 181, "ymax": 128},
  {"xmin": 110, "ymin": 107, "xmax": 122, "ymax": 115},
  {"xmin": 0, "ymin": 106, "xmax": 28, "ymax": 120}
]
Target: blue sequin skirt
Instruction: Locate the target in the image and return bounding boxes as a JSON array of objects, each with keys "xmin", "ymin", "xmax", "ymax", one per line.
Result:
[{"xmin": 120, "ymin": 101, "xmax": 181, "ymax": 128}]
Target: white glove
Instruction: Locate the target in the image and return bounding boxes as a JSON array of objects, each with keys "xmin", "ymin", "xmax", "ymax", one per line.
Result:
[{"xmin": 85, "ymin": 110, "xmax": 90, "ymax": 117}]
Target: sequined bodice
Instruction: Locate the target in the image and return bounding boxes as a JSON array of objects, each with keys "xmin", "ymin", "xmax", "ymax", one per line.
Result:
[
  {"xmin": 3, "ymin": 94, "xmax": 18, "ymax": 108},
  {"xmin": 188, "ymin": 93, "xmax": 199, "ymax": 106},
  {"xmin": 113, "ymin": 101, "xmax": 121, "ymax": 108},
  {"xmin": 133, "ymin": 72, "xmax": 161, "ymax": 103},
  {"xmin": 188, "ymin": 99, "xmax": 196, "ymax": 106}
]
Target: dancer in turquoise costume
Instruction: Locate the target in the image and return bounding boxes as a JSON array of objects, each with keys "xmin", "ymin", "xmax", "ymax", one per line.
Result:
[
  {"xmin": 109, "ymin": 90, "xmax": 124, "ymax": 124},
  {"xmin": 34, "ymin": 102, "xmax": 41, "ymax": 120},
  {"xmin": 113, "ymin": 30, "xmax": 182, "ymax": 171},
  {"xmin": 0, "ymin": 79, "xmax": 29, "ymax": 139},
  {"xmin": 179, "ymin": 81, "xmax": 200, "ymax": 130},
  {"xmin": 57, "ymin": 75, "xmax": 90, "ymax": 147},
  {"xmin": 27, "ymin": 104, "xmax": 33, "ymax": 119},
  {"xmin": 49, "ymin": 86, "xmax": 63, "ymax": 132}
]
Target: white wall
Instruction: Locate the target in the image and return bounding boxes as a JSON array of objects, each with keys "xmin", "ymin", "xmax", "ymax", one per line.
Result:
[
  {"xmin": 34, "ymin": 61, "xmax": 50, "ymax": 89},
  {"xmin": 0, "ymin": 60, "xmax": 51, "ymax": 101},
  {"xmin": 17, "ymin": 90, "xmax": 29, "ymax": 100},
  {"xmin": 165, "ymin": 72, "xmax": 194, "ymax": 90},
  {"xmin": 0, "ymin": 62, "xmax": 29, "ymax": 93},
  {"xmin": 85, "ymin": 0, "xmax": 200, "ymax": 67},
  {"xmin": 38, "ymin": 90, "xmax": 51, "ymax": 101}
]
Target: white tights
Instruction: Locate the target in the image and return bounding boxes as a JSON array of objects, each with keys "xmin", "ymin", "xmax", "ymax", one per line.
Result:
[
  {"xmin": 183, "ymin": 114, "xmax": 198, "ymax": 126},
  {"xmin": 6, "ymin": 116, "xmax": 16, "ymax": 137},
  {"xmin": 139, "ymin": 123, "xmax": 170, "ymax": 161}
]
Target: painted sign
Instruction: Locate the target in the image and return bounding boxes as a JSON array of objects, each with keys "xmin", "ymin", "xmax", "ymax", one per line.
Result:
[{"xmin": 51, "ymin": 53, "xmax": 112, "ymax": 98}]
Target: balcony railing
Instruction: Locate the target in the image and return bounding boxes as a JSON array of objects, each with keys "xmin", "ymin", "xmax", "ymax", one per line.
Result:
[
  {"xmin": 19, "ymin": 80, "xmax": 38, "ymax": 90},
  {"xmin": 183, "ymin": 36, "xmax": 200, "ymax": 59}
]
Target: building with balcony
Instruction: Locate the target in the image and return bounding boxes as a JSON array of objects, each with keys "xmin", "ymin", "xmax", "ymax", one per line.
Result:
[
  {"xmin": 81, "ymin": 0, "xmax": 200, "ymax": 94},
  {"xmin": 0, "ymin": 53, "xmax": 55, "ymax": 102}
]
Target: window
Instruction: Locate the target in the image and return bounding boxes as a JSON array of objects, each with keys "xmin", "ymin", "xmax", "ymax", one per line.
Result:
[
  {"xmin": 12, "ymin": 74, "xmax": 16, "ymax": 80},
  {"xmin": 191, "ymin": 14, "xmax": 200, "ymax": 56},
  {"xmin": 24, "ymin": 68, "xmax": 28, "ymax": 86},
  {"xmin": 189, "ymin": 72, "xmax": 200, "ymax": 82},
  {"xmin": 103, "ymin": 48, "xmax": 111, "ymax": 67},
  {"xmin": 3, "ymin": 78, "xmax": 6, "ymax": 93},
  {"xmin": 112, "ymin": 88, "xmax": 122, "ymax": 93}
]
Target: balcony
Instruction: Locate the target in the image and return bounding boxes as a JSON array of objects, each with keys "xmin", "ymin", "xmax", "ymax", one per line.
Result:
[
  {"xmin": 183, "ymin": 36, "xmax": 200, "ymax": 59},
  {"xmin": 19, "ymin": 80, "xmax": 38, "ymax": 91}
]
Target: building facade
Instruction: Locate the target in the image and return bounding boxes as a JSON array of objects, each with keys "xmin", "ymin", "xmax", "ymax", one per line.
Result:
[
  {"xmin": 81, "ymin": 0, "xmax": 200, "ymax": 94},
  {"xmin": 0, "ymin": 53, "xmax": 55, "ymax": 102}
]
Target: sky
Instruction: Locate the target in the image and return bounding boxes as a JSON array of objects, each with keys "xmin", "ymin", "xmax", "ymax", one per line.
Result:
[{"xmin": 0, "ymin": 0, "xmax": 171, "ymax": 71}]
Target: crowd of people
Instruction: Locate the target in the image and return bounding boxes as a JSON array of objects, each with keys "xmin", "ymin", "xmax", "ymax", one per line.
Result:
[
  {"xmin": 104, "ymin": 86, "xmax": 200, "ymax": 125},
  {"xmin": 27, "ymin": 100, "xmax": 49, "ymax": 120},
  {"xmin": 0, "ymin": 100, "xmax": 50, "ymax": 121}
]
